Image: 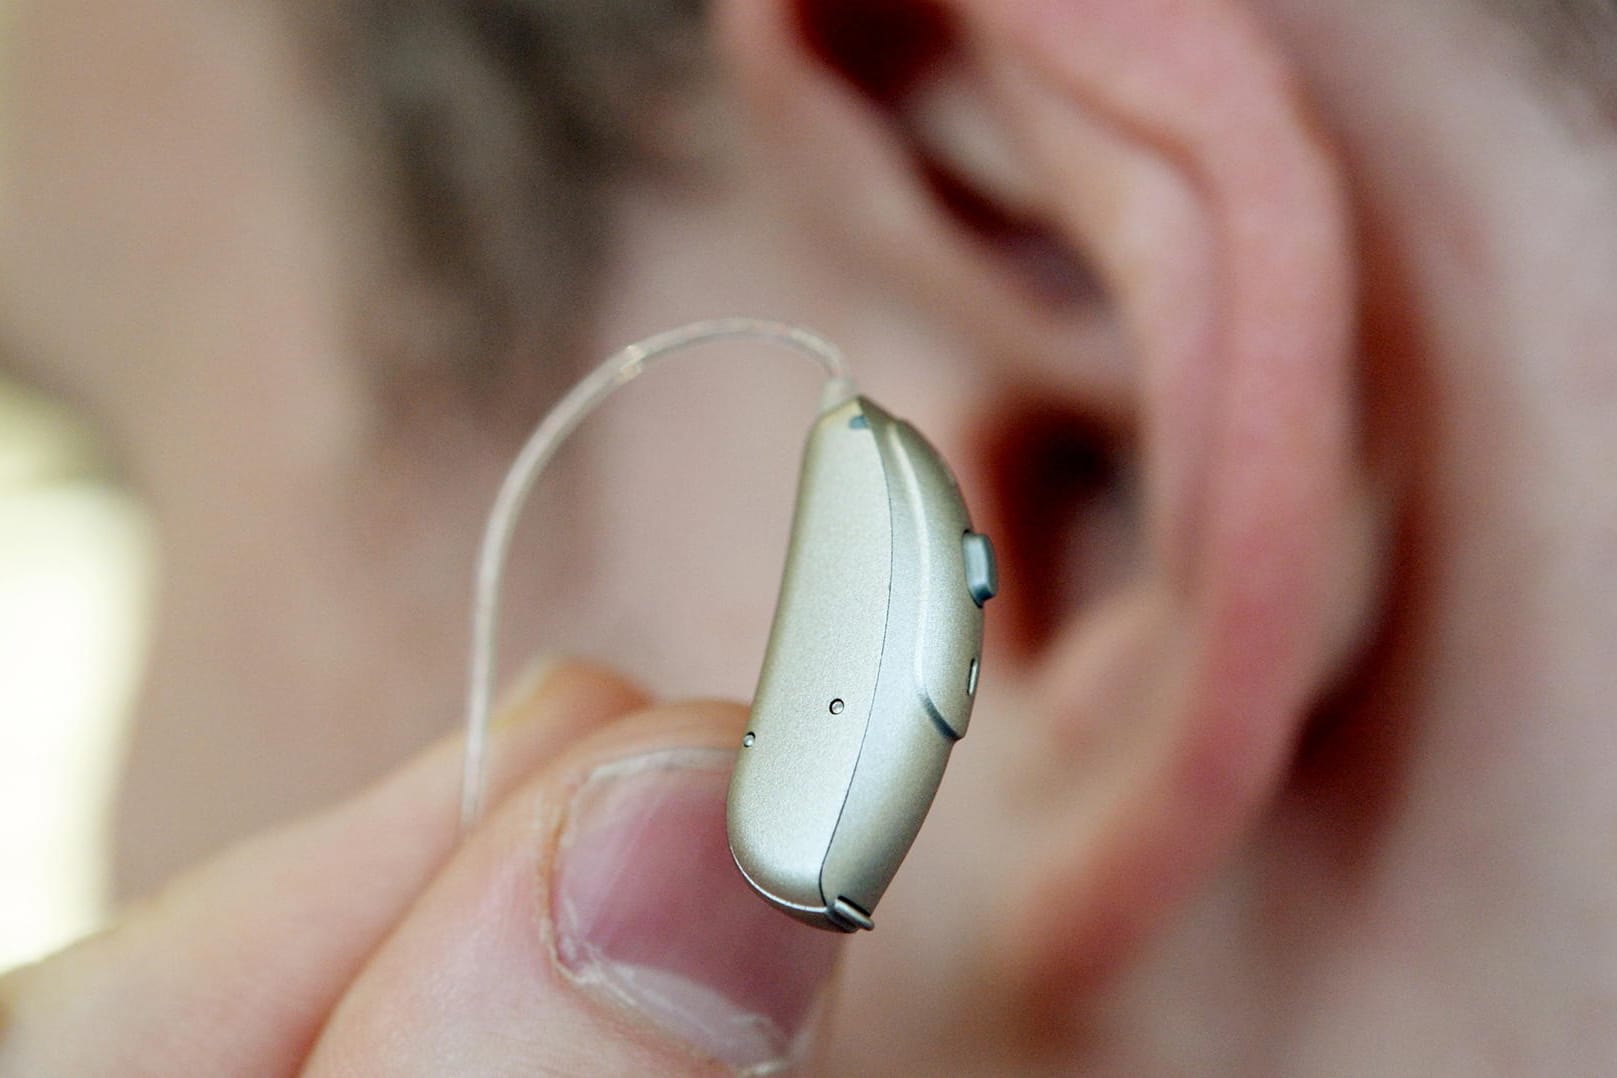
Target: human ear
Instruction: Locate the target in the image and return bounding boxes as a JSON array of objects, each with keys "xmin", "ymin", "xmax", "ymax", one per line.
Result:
[{"xmin": 714, "ymin": 0, "xmax": 1385, "ymax": 1027}]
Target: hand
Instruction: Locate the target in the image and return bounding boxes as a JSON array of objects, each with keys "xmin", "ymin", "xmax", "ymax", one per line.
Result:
[{"xmin": 0, "ymin": 663, "xmax": 843, "ymax": 1076}]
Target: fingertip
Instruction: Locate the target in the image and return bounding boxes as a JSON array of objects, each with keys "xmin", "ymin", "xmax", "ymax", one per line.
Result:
[
  {"xmin": 478, "ymin": 657, "xmax": 652, "ymax": 811},
  {"xmin": 313, "ymin": 701, "xmax": 843, "ymax": 1076},
  {"xmin": 494, "ymin": 656, "xmax": 651, "ymax": 732}
]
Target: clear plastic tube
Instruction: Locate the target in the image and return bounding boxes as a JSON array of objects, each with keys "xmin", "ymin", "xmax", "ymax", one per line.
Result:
[{"xmin": 458, "ymin": 318, "xmax": 855, "ymax": 830}]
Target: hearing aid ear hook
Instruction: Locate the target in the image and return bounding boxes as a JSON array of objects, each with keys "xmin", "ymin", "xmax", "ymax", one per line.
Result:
[{"xmin": 460, "ymin": 319, "xmax": 995, "ymax": 932}]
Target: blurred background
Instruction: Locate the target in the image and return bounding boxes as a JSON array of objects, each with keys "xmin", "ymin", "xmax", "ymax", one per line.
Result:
[
  {"xmin": 0, "ymin": 0, "xmax": 808, "ymax": 971},
  {"xmin": 0, "ymin": 376, "xmax": 153, "ymax": 968}
]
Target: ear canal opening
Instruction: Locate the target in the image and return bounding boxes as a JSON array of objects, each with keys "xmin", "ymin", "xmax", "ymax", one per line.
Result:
[{"xmin": 978, "ymin": 400, "xmax": 1140, "ymax": 653}]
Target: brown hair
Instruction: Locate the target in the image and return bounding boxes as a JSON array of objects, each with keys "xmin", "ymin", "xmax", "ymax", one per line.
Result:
[
  {"xmin": 1501, "ymin": 0, "xmax": 1617, "ymax": 116},
  {"xmin": 305, "ymin": 0, "xmax": 707, "ymax": 406}
]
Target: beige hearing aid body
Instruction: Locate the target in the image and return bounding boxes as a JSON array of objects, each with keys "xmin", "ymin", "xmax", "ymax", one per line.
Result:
[
  {"xmin": 458, "ymin": 320, "xmax": 992, "ymax": 933},
  {"xmin": 728, "ymin": 395, "xmax": 996, "ymax": 932}
]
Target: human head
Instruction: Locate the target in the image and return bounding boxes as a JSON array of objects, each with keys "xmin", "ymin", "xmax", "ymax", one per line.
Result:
[{"xmin": 2, "ymin": 0, "xmax": 1614, "ymax": 1068}]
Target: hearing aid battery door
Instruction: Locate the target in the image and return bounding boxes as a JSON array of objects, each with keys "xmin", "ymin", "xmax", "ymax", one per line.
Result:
[{"xmin": 728, "ymin": 396, "xmax": 989, "ymax": 932}]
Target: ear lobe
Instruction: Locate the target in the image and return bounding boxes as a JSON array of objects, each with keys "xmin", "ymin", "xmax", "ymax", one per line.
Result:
[{"xmin": 718, "ymin": 0, "xmax": 1378, "ymax": 1030}]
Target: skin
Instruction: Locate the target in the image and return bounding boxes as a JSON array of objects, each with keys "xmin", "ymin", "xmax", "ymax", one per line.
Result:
[{"xmin": 3, "ymin": 0, "xmax": 1617, "ymax": 1072}]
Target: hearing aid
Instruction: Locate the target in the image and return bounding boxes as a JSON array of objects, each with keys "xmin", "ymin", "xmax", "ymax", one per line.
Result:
[
  {"xmin": 728, "ymin": 394, "xmax": 995, "ymax": 932},
  {"xmin": 458, "ymin": 319, "xmax": 993, "ymax": 933}
]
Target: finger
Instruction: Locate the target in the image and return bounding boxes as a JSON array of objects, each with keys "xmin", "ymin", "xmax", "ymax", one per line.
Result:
[
  {"xmin": 308, "ymin": 703, "xmax": 845, "ymax": 1077},
  {"xmin": 0, "ymin": 660, "xmax": 646, "ymax": 1077}
]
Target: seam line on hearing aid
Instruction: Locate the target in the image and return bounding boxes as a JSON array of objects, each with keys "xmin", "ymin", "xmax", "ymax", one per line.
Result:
[
  {"xmin": 893, "ymin": 437, "xmax": 961, "ymax": 742},
  {"xmin": 817, "ymin": 530, "xmax": 890, "ymax": 915},
  {"xmin": 458, "ymin": 319, "xmax": 855, "ymax": 832},
  {"xmin": 809, "ymin": 408, "xmax": 897, "ymax": 920}
]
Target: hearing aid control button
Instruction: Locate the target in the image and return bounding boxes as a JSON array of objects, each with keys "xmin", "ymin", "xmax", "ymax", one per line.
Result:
[{"xmin": 962, "ymin": 532, "xmax": 997, "ymax": 607}]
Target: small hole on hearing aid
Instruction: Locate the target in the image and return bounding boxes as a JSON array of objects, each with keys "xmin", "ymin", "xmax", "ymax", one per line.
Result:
[
  {"xmin": 742, "ymin": 732, "xmax": 756, "ymax": 747},
  {"xmin": 829, "ymin": 698, "xmax": 845, "ymax": 715}
]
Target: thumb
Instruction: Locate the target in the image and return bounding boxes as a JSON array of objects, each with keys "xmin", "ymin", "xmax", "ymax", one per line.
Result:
[
  {"xmin": 0, "ymin": 660, "xmax": 647, "ymax": 1076},
  {"xmin": 306, "ymin": 702, "xmax": 845, "ymax": 1076}
]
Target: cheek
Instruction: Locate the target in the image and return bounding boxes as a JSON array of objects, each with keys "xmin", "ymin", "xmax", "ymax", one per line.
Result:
[
  {"xmin": 3, "ymin": 1, "xmax": 182, "ymax": 356},
  {"xmin": 0, "ymin": 0, "xmax": 339, "ymax": 381}
]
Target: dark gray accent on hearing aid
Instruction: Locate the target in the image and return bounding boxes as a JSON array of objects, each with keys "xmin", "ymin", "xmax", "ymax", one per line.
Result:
[{"xmin": 962, "ymin": 531, "xmax": 998, "ymax": 607}]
